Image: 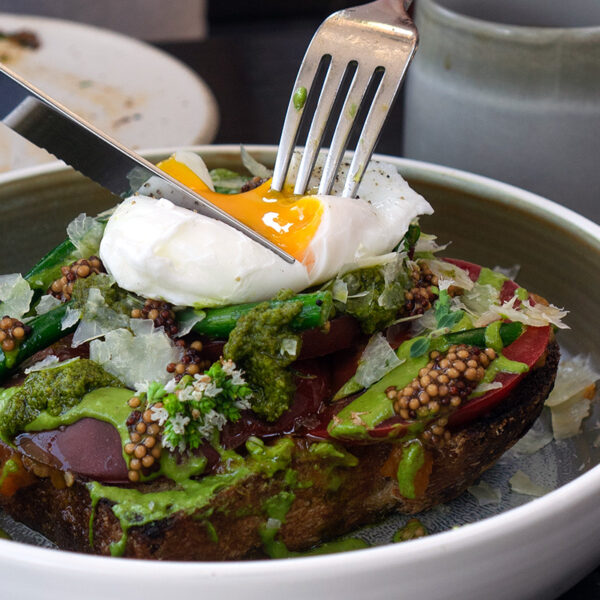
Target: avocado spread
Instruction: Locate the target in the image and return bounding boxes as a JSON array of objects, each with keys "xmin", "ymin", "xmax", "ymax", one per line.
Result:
[
  {"xmin": 224, "ymin": 289, "xmax": 303, "ymax": 422},
  {"xmin": 0, "ymin": 359, "xmax": 123, "ymax": 440}
]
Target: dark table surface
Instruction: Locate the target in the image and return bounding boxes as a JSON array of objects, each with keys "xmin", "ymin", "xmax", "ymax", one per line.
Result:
[{"xmin": 156, "ymin": 13, "xmax": 600, "ymax": 599}]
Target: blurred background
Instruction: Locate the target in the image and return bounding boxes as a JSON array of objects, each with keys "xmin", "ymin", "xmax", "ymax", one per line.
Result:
[{"xmin": 2, "ymin": 0, "xmax": 598, "ymax": 222}]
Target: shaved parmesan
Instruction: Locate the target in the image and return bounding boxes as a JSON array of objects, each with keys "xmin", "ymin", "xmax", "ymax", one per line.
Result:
[
  {"xmin": 545, "ymin": 355, "xmax": 600, "ymax": 408},
  {"xmin": 511, "ymin": 414, "xmax": 553, "ymax": 454},
  {"xmin": 475, "ymin": 296, "xmax": 569, "ymax": 329},
  {"xmin": 240, "ymin": 145, "xmax": 272, "ymax": 179},
  {"xmin": 175, "ymin": 309, "xmax": 206, "ymax": 337},
  {"xmin": 467, "ymin": 480, "xmax": 501, "ymax": 505},
  {"xmin": 61, "ymin": 306, "xmax": 81, "ymax": 331},
  {"xmin": 35, "ymin": 294, "xmax": 62, "ymax": 316},
  {"xmin": 461, "ymin": 283, "xmax": 500, "ymax": 319},
  {"xmin": 0, "ymin": 274, "xmax": 33, "ymax": 320},
  {"xmin": 423, "ymin": 259, "xmax": 474, "ymax": 291},
  {"xmin": 66, "ymin": 213, "xmax": 105, "ymax": 258},
  {"xmin": 509, "ymin": 470, "xmax": 550, "ymax": 497},
  {"xmin": 544, "ymin": 355, "xmax": 599, "ymax": 440},
  {"xmin": 90, "ymin": 325, "xmax": 182, "ymax": 388},
  {"xmin": 493, "ymin": 264, "xmax": 520, "ymax": 280},
  {"xmin": 23, "ymin": 355, "xmax": 59, "ymax": 374},
  {"xmin": 355, "ymin": 333, "xmax": 403, "ymax": 388},
  {"xmin": 550, "ymin": 392, "xmax": 592, "ymax": 440}
]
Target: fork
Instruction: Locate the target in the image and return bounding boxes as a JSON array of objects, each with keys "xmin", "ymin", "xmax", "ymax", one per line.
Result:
[{"xmin": 271, "ymin": 0, "xmax": 417, "ymax": 198}]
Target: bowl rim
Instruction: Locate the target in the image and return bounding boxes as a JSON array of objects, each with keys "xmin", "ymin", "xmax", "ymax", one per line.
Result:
[{"xmin": 1, "ymin": 143, "xmax": 599, "ymax": 578}]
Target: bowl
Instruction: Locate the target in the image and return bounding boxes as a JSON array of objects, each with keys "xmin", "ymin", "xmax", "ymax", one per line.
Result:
[{"xmin": 1, "ymin": 145, "xmax": 599, "ymax": 600}]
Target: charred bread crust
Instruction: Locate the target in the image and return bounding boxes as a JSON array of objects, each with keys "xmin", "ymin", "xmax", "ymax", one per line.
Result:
[{"xmin": 0, "ymin": 341, "xmax": 559, "ymax": 560}]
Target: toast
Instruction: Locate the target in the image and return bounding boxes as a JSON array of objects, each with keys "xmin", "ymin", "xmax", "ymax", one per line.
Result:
[{"xmin": 0, "ymin": 339, "xmax": 558, "ymax": 560}]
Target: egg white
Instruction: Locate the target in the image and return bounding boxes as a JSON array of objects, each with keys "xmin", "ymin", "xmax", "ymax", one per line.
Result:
[{"xmin": 99, "ymin": 153, "xmax": 432, "ymax": 306}]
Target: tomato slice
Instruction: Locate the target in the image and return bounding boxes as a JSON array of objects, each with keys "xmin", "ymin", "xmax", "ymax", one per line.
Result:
[{"xmin": 448, "ymin": 324, "xmax": 550, "ymax": 427}]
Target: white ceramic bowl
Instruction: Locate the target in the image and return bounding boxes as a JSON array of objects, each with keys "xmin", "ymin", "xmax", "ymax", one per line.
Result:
[{"xmin": 1, "ymin": 146, "xmax": 599, "ymax": 600}]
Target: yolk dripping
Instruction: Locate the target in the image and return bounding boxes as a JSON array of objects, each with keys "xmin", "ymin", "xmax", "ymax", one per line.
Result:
[{"xmin": 157, "ymin": 156, "xmax": 323, "ymax": 262}]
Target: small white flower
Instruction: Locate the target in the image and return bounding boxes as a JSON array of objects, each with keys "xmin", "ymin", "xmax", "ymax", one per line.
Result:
[
  {"xmin": 171, "ymin": 413, "xmax": 190, "ymax": 435},
  {"xmin": 234, "ymin": 398, "xmax": 251, "ymax": 411},
  {"xmin": 150, "ymin": 406, "xmax": 169, "ymax": 426},
  {"xmin": 134, "ymin": 381, "xmax": 150, "ymax": 395},
  {"xmin": 202, "ymin": 382, "xmax": 223, "ymax": 398},
  {"xmin": 221, "ymin": 359, "xmax": 236, "ymax": 376},
  {"xmin": 164, "ymin": 378, "xmax": 177, "ymax": 393}
]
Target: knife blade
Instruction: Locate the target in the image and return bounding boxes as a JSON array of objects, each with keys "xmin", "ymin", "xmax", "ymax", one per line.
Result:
[{"xmin": 0, "ymin": 64, "xmax": 294, "ymax": 264}]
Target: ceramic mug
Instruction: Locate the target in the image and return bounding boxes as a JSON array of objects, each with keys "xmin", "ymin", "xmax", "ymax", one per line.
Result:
[{"xmin": 401, "ymin": 0, "xmax": 600, "ymax": 222}]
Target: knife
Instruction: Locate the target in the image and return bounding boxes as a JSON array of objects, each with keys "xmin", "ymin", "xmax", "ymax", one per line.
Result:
[{"xmin": 0, "ymin": 63, "xmax": 294, "ymax": 264}]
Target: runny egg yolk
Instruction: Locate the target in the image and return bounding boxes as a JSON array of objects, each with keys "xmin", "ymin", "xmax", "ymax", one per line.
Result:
[{"xmin": 157, "ymin": 156, "xmax": 323, "ymax": 263}]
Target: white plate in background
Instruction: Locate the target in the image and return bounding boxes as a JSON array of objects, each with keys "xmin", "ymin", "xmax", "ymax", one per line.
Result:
[{"xmin": 0, "ymin": 13, "xmax": 219, "ymax": 172}]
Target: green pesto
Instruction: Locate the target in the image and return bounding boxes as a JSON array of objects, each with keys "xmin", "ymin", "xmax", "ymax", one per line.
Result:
[
  {"xmin": 477, "ymin": 267, "xmax": 507, "ymax": 291},
  {"xmin": 292, "ymin": 86, "xmax": 308, "ymax": 111},
  {"xmin": 308, "ymin": 441, "xmax": 358, "ymax": 467},
  {"xmin": 224, "ymin": 289, "xmax": 303, "ymax": 422},
  {"xmin": 327, "ymin": 264, "xmax": 410, "ymax": 334},
  {"xmin": 481, "ymin": 355, "xmax": 529, "ymax": 384},
  {"xmin": 260, "ymin": 489, "xmax": 296, "ymax": 550},
  {"xmin": 348, "ymin": 102, "xmax": 358, "ymax": 119},
  {"xmin": 263, "ymin": 536, "xmax": 369, "ymax": 559},
  {"xmin": 204, "ymin": 520, "xmax": 219, "ymax": 543},
  {"xmin": 484, "ymin": 321, "xmax": 504, "ymax": 352},
  {"xmin": 393, "ymin": 518, "xmax": 427, "ymax": 543},
  {"xmin": 88, "ymin": 437, "xmax": 295, "ymax": 557},
  {"xmin": 26, "ymin": 387, "xmax": 141, "ymax": 465},
  {"xmin": 0, "ymin": 459, "xmax": 18, "ymax": 487},
  {"xmin": 0, "ymin": 360, "xmax": 124, "ymax": 440},
  {"xmin": 71, "ymin": 273, "xmax": 133, "ymax": 316},
  {"xmin": 396, "ymin": 440, "xmax": 424, "ymax": 499}
]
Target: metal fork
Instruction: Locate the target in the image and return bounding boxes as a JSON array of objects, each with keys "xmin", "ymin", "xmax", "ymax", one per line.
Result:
[{"xmin": 271, "ymin": 0, "xmax": 417, "ymax": 198}]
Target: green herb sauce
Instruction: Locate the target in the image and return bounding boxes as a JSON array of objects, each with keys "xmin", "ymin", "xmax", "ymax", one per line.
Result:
[
  {"xmin": 327, "ymin": 264, "xmax": 410, "ymax": 334},
  {"xmin": 0, "ymin": 527, "xmax": 11, "ymax": 540},
  {"xmin": 393, "ymin": 518, "xmax": 427, "ymax": 542},
  {"xmin": 477, "ymin": 267, "xmax": 507, "ymax": 291},
  {"xmin": 88, "ymin": 437, "xmax": 294, "ymax": 557},
  {"xmin": 0, "ymin": 359, "xmax": 123, "ymax": 440},
  {"xmin": 0, "ymin": 459, "xmax": 18, "ymax": 488},
  {"xmin": 396, "ymin": 440, "xmax": 425, "ymax": 499},
  {"xmin": 224, "ymin": 289, "xmax": 303, "ymax": 421}
]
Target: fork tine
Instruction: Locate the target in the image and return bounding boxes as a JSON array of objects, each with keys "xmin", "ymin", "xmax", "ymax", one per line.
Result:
[
  {"xmin": 271, "ymin": 57, "xmax": 322, "ymax": 192},
  {"xmin": 342, "ymin": 70, "xmax": 407, "ymax": 198},
  {"xmin": 317, "ymin": 65, "xmax": 373, "ymax": 195},
  {"xmin": 293, "ymin": 59, "xmax": 349, "ymax": 195}
]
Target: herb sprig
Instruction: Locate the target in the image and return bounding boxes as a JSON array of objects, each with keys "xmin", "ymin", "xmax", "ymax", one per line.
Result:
[{"xmin": 409, "ymin": 288, "xmax": 465, "ymax": 358}]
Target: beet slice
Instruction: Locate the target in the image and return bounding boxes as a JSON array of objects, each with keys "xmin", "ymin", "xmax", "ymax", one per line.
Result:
[{"xmin": 16, "ymin": 418, "xmax": 128, "ymax": 483}]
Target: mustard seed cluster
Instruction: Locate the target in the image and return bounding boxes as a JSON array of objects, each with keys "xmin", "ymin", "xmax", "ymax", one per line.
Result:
[
  {"xmin": 0, "ymin": 316, "xmax": 32, "ymax": 353},
  {"xmin": 404, "ymin": 262, "xmax": 439, "ymax": 316},
  {"xmin": 167, "ymin": 340, "xmax": 211, "ymax": 381},
  {"xmin": 387, "ymin": 344, "xmax": 497, "ymax": 446},
  {"xmin": 48, "ymin": 256, "xmax": 104, "ymax": 302},
  {"xmin": 124, "ymin": 396, "xmax": 162, "ymax": 483},
  {"xmin": 131, "ymin": 299, "xmax": 179, "ymax": 337}
]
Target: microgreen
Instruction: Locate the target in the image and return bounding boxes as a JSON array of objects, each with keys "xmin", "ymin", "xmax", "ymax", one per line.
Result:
[
  {"xmin": 143, "ymin": 359, "xmax": 253, "ymax": 454},
  {"xmin": 409, "ymin": 289, "xmax": 465, "ymax": 358}
]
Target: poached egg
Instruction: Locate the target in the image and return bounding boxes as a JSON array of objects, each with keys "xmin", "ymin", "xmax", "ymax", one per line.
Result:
[{"xmin": 99, "ymin": 151, "xmax": 432, "ymax": 306}]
